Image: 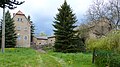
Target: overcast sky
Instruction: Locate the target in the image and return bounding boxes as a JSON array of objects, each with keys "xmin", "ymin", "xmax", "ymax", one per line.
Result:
[{"xmin": 0, "ymin": 0, "xmax": 94, "ymax": 36}]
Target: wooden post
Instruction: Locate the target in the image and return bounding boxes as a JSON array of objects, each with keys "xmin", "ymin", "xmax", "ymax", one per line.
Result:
[{"xmin": 92, "ymin": 48, "xmax": 96, "ymax": 63}]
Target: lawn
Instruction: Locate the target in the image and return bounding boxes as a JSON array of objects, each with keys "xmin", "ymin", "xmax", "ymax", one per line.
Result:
[
  {"xmin": 0, "ymin": 48, "xmax": 96, "ymax": 67},
  {"xmin": 0, "ymin": 48, "xmax": 40, "ymax": 67},
  {"xmin": 47, "ymin": 52, "xmax": 96, "ymax": 67}
]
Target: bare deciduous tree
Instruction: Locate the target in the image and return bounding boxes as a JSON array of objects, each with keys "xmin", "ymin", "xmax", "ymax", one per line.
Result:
[{"xmin": 86, "ymin": 0, "xmax": 120, "ymax": 30}]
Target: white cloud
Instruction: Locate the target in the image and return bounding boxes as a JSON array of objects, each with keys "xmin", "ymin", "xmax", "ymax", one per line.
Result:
[{"xmin": 0, "ymin": 0, "xmax": 93, "ymax": 35}]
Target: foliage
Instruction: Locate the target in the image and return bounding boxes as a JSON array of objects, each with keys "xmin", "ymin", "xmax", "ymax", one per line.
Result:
[
  {"xmin": 53, "ymin": 1, "xmax": 84, "ymax": 52},
  {"xmin": 0, "ymin": 48, "xmax": 40, "ymax": 67},
  {"xmin": 110, "ymin": 53, "xmax": 120, "ymax": 67},
  {"xmin": 77, "ymin": 23, "xmax": 89, "ymax": 43},
  {"xmin": 0, "ymin": 0, "xmax": 24, "ymax": 9},
  {"xmin": 95, "ymin": 50, "xmax": 120, "ymax": 67},
  {"xmin": 86, "ymin": 31, "xmax": 120, "ymax": 51},
  {"xmin": 39, "ymin": 32, "xmax": 47, "ymax": 36},
  {"xmin": 95, "ymin": 50, "xmax": 112, "ymax": 67},
  {"xmin": 28, "ymin": 16, "xmax": 35, "ymax": 42},
  {"xmin": 43, "ymin": 44, "xmax": 54, "ymax": 51},
  {"xmin": 0, "ymin": 11, "xmax": 17, "ymax": 48},
  {"xmin": 65, "ymin": 37, "xmax": 86, "ymax": 53}
]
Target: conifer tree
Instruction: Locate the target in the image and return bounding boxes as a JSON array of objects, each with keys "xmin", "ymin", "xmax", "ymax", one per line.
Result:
[
  {"xmin": 28, "ymin": 16, "xmax": 35, "ymax": 42},
  {"xmin": 0, "ymin": 11, "xmax": 17, "ymax": 48},
  {"xmin": 53, "ymin": 1, "xmax": 84, "ymax": 52}
]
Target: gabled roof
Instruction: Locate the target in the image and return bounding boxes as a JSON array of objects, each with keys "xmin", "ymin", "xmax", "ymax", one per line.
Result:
[
  {"xmin": 13, "ymin": 10, "xmax": 31, "ymax": 26},
  {"xmin": 16, "ymin": 10, "xmax": 24, "ymax": 15}
]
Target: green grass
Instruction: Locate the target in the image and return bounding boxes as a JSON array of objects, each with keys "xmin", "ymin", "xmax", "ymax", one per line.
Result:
[
  {"xmin": 48, "ymin": 52, "xmax": 96, "ymax": 67},
  {"xmin": 0, "ymin": 48, "xmax": 96, "ymax": 67},
  {"xmin": 0, "ymin": 48, "xmax": 40, "ymax": 67}
]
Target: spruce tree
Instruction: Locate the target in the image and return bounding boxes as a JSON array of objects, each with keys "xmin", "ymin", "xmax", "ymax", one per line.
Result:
[
  {"xmin": 53, "ymin": 1, "xmax": 83, "ymax": 52},
  {"xmin": 1, "ymin": 11, "xmax": 17, "ymax": 48},
  {"xmin": 28, "ymin": 16, "xmax": 35, "ymax": 43}
]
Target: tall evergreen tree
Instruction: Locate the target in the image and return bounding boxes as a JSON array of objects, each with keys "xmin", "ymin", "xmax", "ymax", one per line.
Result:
[
  {"xmin": 53, "ymin": 1, "xmax": 84, "ymax": 52},
  {"xmin": 0, "ymin": 11, "xmax": 17, "ymax": 48},
  {"xmin": 28, "ymin": 16, "xmax": 35, "ymax": 43}
]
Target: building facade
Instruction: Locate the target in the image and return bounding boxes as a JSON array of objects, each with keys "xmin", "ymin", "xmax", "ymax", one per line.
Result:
[
  {"xmin": 13, "ymin": 10, "xmax": 31, "ymax": 47},
  {"xmin": 33, "ymin": 37, "xmax": 48, "ymax": 45},
  {"xmin": 47, "ymin": 36, "xmax": 55, "ymax": 46},
  {"xmin": 32, "ymin": 36, "xmax": 55, "ymax": 46}
]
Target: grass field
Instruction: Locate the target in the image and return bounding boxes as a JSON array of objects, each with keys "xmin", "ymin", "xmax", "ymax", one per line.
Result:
[
  {"xmin": 48, "ymin": 52, "xmax": 96, "ymax": 67},
  {"xmin": 0, "ymin": 48, "xmax": 96, "ymax": 67}
]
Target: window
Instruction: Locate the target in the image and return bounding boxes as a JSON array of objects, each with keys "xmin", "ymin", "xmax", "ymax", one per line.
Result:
[
  {"xmin": 20, "ymin": 18, "xmax": 22, "ymax": 21},
  {"xmin": 17, "ymin": 18, "xmax": 22, "ymax": 22},
  {"xmin": 24, "ymin": 27, "xmax": 27, "ymax": 31},
  {"xmin": 24, "ymin": 36, "xmax": 27, "ymax": 40},
  {"xmin": 17, "ymin": 18, "xmax": 20, "ymax": 21},
  {"xmin": 17, "ymin": 26, "xmax": 21, "ymax": 30},
  {"xmin": 17, "ymin": 35, "xmax": 21, "ymax": 40}
]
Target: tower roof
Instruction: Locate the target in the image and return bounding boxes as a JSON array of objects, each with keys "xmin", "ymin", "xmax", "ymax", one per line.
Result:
[{"xmin": 16, "ymin": 10, "xmax": 24, "ymax": 15}]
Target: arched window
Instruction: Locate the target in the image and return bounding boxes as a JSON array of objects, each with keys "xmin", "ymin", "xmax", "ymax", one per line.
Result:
[
  {"xmin": 17, "ymin": 35, "xmax": 21, "ymax": 40},
  {"xmin": 24, "ymin": 36, "xmax": 27, "ymax": 40}
]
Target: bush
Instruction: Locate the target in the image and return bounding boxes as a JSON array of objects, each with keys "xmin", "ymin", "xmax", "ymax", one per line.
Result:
[
  {"xmin": 42, "ymin": 44, "xmax": 55, "ymax": 51},
  {"xmin": 95, "ymin": 50, "xmax": 112, "ymax": 67},
  {"xmin": 110, "ymin": 53, "xmax": 120, "ymax": 67},
  {"xmin": 86, "ymin": 31, "xmax": 120, "ymax": 51},
  {"xmin": 95, "ymin": 50, "xmax": 120, "ymax": 67}
]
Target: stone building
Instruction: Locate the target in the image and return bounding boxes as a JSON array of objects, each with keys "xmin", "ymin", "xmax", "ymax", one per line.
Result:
[
  {"xmin": 33, "ymin": 37, "xmax": 48, "ymax": 45},
  {"xmin": 47, "ymin": 36, "xmax": 55, "ymax": 46},
  {"xmin": 13, "ymin": 10, "xmax": 31, "ymax": 47}
]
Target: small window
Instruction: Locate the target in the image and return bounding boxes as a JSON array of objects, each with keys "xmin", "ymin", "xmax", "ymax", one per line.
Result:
[
  {"xmin": 17, "ymin": 18, "xmax": 22, "ymax": 22},
  {"xmin": 17, "ymin": 18, "xmax": 20, "ymax": 21},
  {"xmin": 21, "ymin": 18, "xmax": 22, "ymax": 21},
  {"xmin": 17, "ymin": 26, "xmax": 21, "ymax": 30},
  {"xmin": 24, "ymin": 27, "xmax": 27, "ymax": 31},
  {"xmin": 17, "ymin": 35, "xmax": 21, "ymax": 40},
  {"xmin": 24, "ymin": 36, "xmax": 27, "ymax": 40}
]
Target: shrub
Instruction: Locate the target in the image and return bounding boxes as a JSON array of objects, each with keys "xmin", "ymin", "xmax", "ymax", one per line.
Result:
[
  {"xmin": 95, "ymin": 50, "xmax": 120, "ymax": 67},
  {"xmin": 95, "ymin": 50, "xmax": 112, "ymax": 67},
  {"xmin": 42, "ymin": 44, "xmax": 55, "ymax": 51},
  {"xmin": 109, "ymin": 53, "xmax": 120, "ymax": 67},
  {"xmin": 86, "ymin": 31, "xmax": 120, "ymax": 51}
]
